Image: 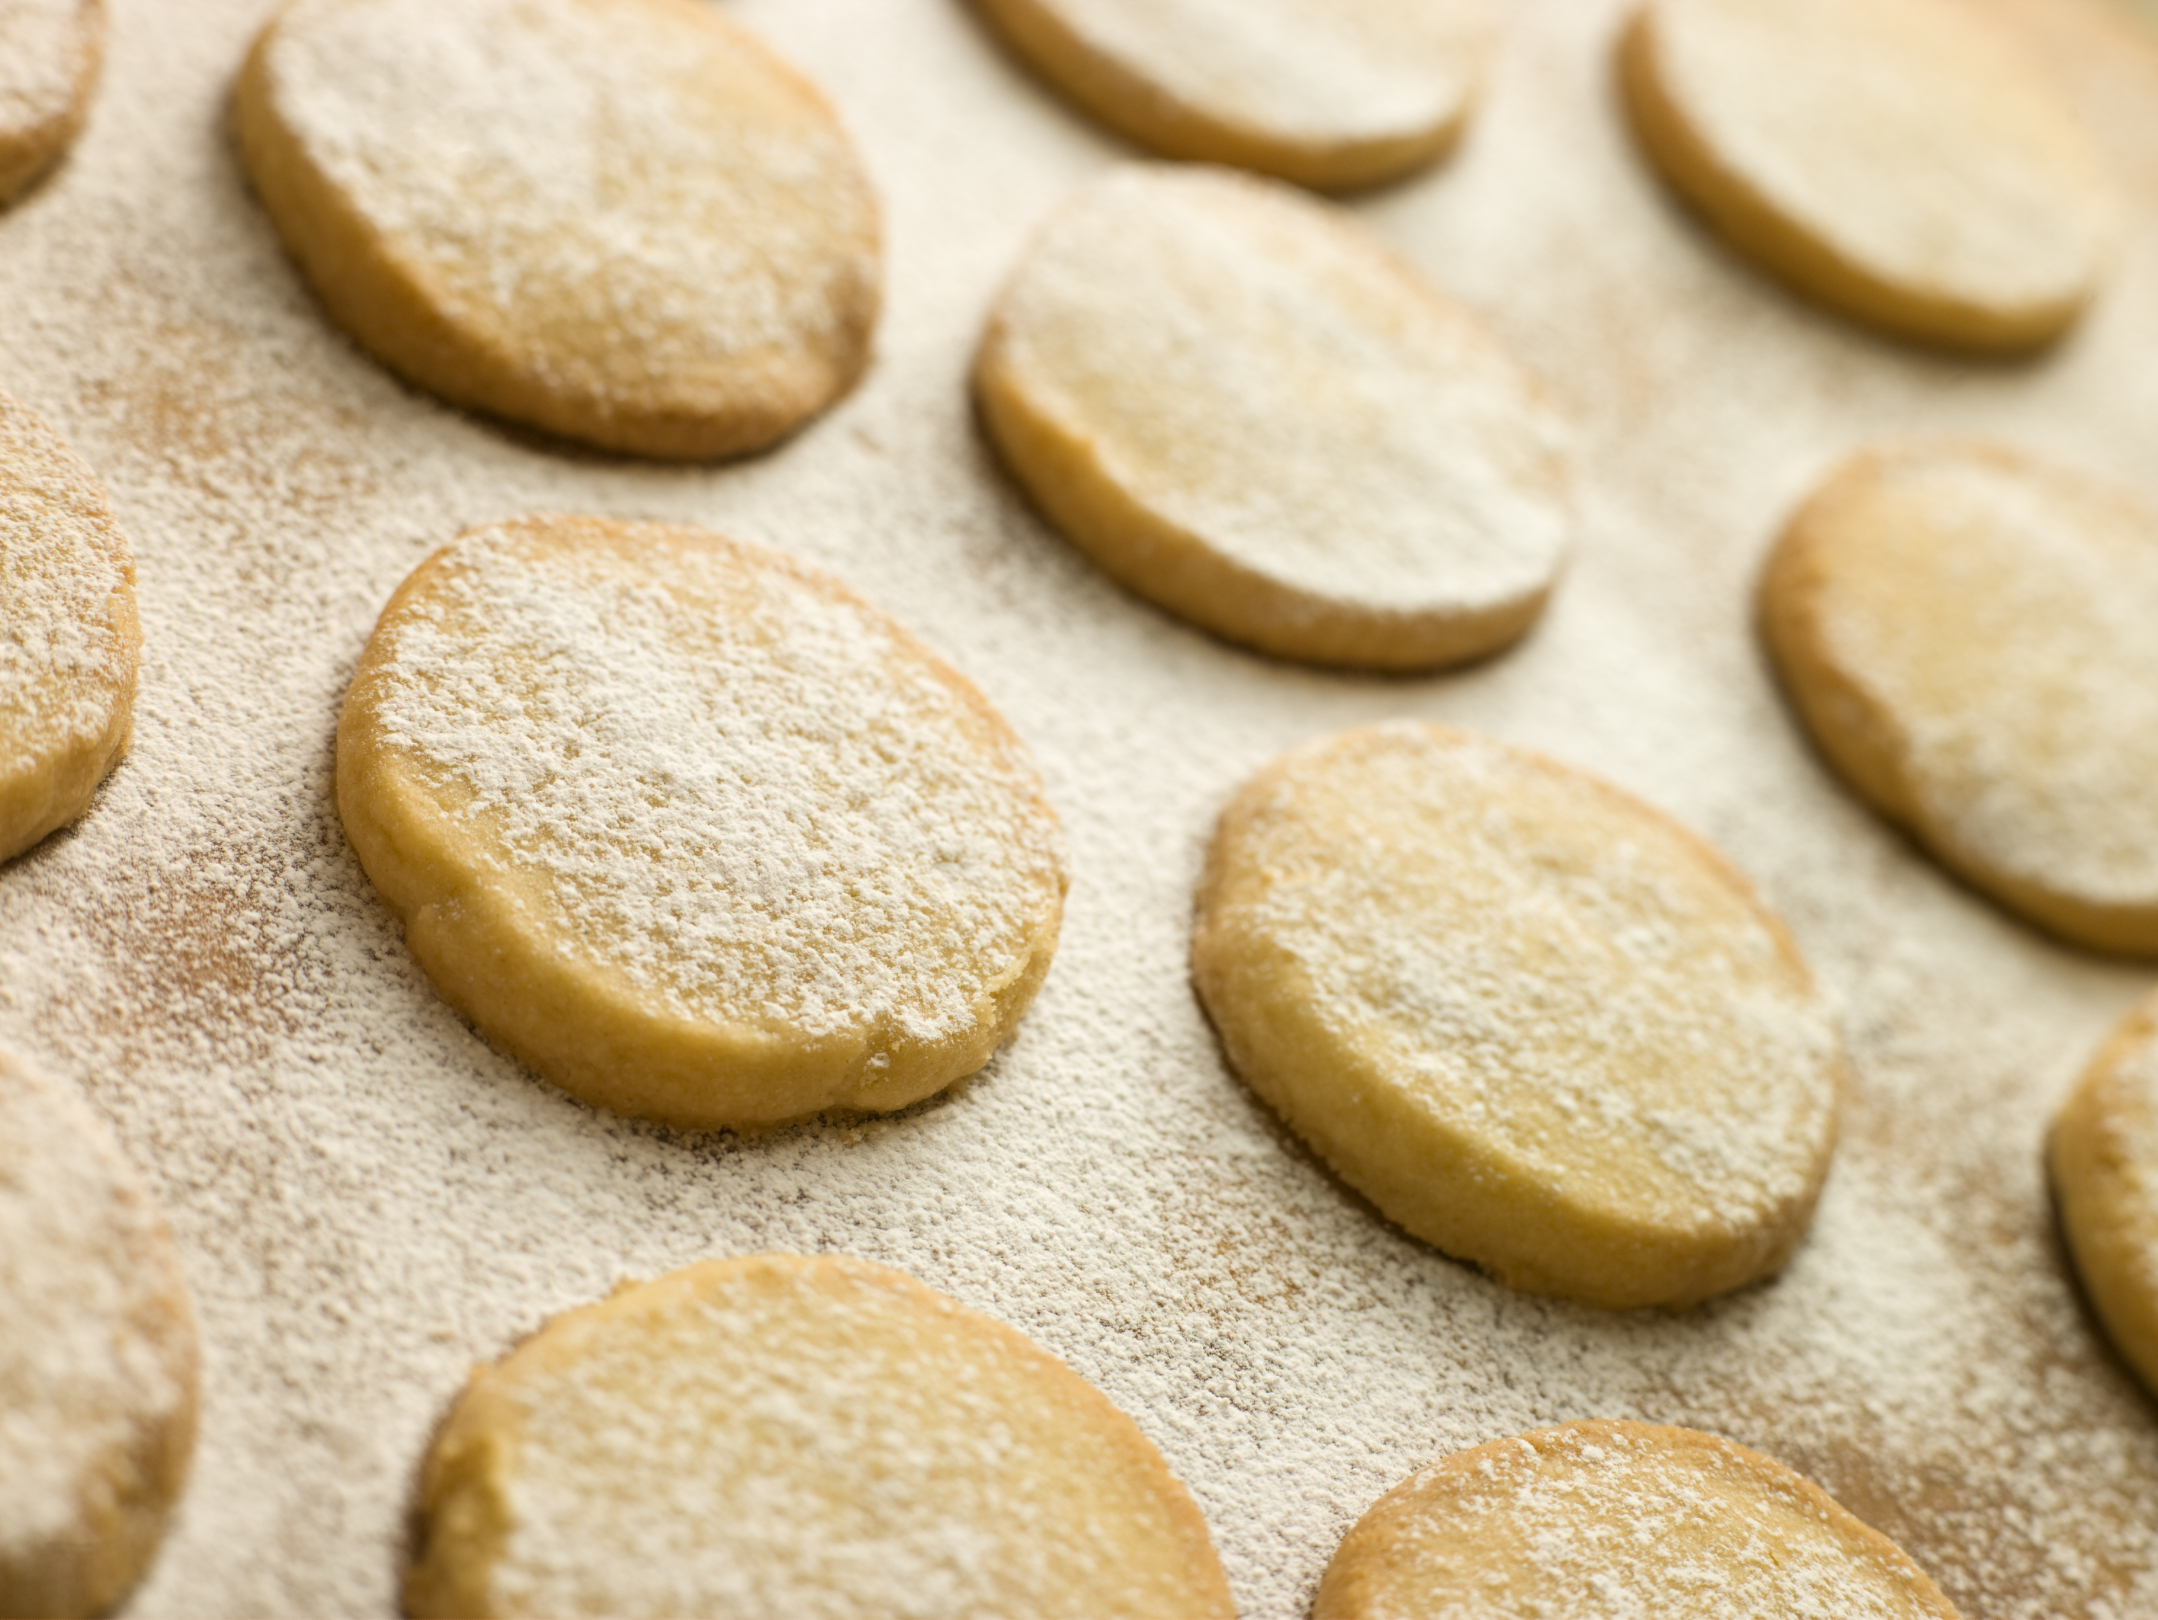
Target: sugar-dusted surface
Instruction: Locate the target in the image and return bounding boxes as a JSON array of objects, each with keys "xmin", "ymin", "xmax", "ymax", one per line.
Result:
[{"xmin": 1, "ymin": 0, "xmax": 2156, "ymax": 1616}]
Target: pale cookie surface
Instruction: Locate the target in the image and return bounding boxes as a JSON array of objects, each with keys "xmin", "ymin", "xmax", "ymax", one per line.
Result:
[
  {"xmin": 1762, "ymin": 444, "xmax": 2158, "ymax": 956},
  {"xmin": 1621, "ymin": 0, "xmax": 2114, "ymax": 350},
  {"xmin": 0, "ymin": 1050, "xmax": 198, "ymax": 1620},
  {"xmin": 336, "ymin": 516, "xmax": 1067, "ymax": 1131},
  {"xmin": 2052, "ymin": 991, "xmax": 2158, "ymax": 1398},
  {"xmin": 234, "ymin": 0, "xmax": 880, "ymax": 459},
  {"xmin": 968, "ymin": 0, "xmax": 1493, "ymax": 191},
  {"xmin": 405, "ymin": 1253, "xmax": 1234, "ymax": 1620},
  {"xmin": 976, "ymin": 166, "xmax": 1572, "ymax": 672},
  {"xmin": 1315, "ymin": 1420, "xmax": 1962, "ymax": 1619},
  {"xmin": 1191, "ymin": 723, "xmax": 1842, "ymax": 1309},
  {"xmin": 0, "ymin": 388, "xmax": 139, "ymax": 865},
  {"xmin": 0, "ymin": 0, "xmax": 101, "ymax": 204}
]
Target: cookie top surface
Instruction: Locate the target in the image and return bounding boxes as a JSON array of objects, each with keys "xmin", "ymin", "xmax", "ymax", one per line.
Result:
[
  {"xmin": 0, "ymin": 1050, "xmax": 198, "ymax": 1618},
  {"xmin": 237, "ymin": 0, "xmax": 881, "ymax": 457},
  {"xmin": 977, "ymin": 165, "xmax": 1571, "ymax": 669},
  {"xmin": 1763, "ymin": 444, "xmax": 2158, "ymax": 954},
  {"xmin": 0, "ymin": 0, "xmax": 101, "ymax": 201},
  {"xmin": 1625, "ymin": 0, "xmax": 2113, "ymax": 347},
  {"xmin": 336, "ymin": 516, "xmax": 1067, "ymax": 1127},
  {"xmin": 404, "ymin": 1253, "xmax": 1234, "ymax": 1620},
  {"xmin": 1315, "ymin": 1420, "xmax": 1962, "ymax": 1619},
  {"xmin": 1192, "ymin": 723, "xmax": 1842, "ymax": 1308}
]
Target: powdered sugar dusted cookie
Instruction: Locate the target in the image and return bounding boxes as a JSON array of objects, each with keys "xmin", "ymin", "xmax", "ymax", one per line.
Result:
[
  {"xmin": 976, "ymin": 166, "xmax": 1571, "ymax": 671},
  {"xmin": 1621, "ymin": 0, "xmax": 2114, "ymax": 350},
  {"xmin": 234, "ymin": 0, "xmax": 881, "ymax": 459},
  {"xmin": 0, "ymin": 1050, "xmax": 199, "ymax": 1619},
  {"xmin": 0, "ymin": 0, "xmax": 102, "ymax": 204},
  {"xmin": 1316, "ymin": 1421, "xmax": 1962, "ymax": 1618},
  {"xmin": 0, "ymin": 389, "xmax": 139, "ymax": 865},
  {"xmin": 1191, "ymin": 723, "xmax": 1843, "ymax": 1309},
  {"xmin": 1762, "ymin": 444, "xmax": 2158, "ymax": 955},
  {"xmin": 336, "ymin": 516, "xmax": 1067, "ymax": 1131},
  {"xmin": 2052, "ymin": 991, "xmax": 2158, "ymax": 1397},
  {"xmin": 404, "ymin": 1254, "xmax": 1234, "ymax": 1619},
  {"xmin": 967, "ymin": 0, "xmax": 1494, "ymax": 192}
]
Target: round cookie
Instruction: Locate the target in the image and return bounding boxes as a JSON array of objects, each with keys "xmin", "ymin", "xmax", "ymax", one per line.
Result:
[
  {"xmin": 0, "ymin": 1050, "xmax": 199, "ymax": 1619},
  {"xmin": 233, "ymin": 0, "xmax": 881, "ymax": 460},
  {"xmin": 336, "ymin": 516, "xmax": 1067, "ymax": 1131},
  {"xmin": 1761, "ymin": 444, "xmax": 2158, "ymax": 956},
  {"xmin": 1315, "ymin": 1420, "xmax": 1962, "ymax": 1619},
  {"xmin": 2051, "ymin": 990, "xmax": 2158, "ymax": 1397},
  {"xmin": 1620, "ymin": 0, "xmax": 2115, "ymax": 351},
  {"xmin": 1190, "ymin": 723, "xmax": 1843, "ymax": 1310},
  {"xmin": 404, "ymin": 1253, "xmax": 1235, "ymax": 1619},
  {"xmin": 0, "ymin": 389, "xmax": 140, "ymax": 866},
  {"xmin": 975, "ymin": 165, "xmax": 1572, "ymax": 672},
  {"xmin": 966, "ymin": 0, "xmax": 1495, "ymax": 192},
  {"xmin": 0, "ymin": 0, "xmax": 103, "ymax": 205}
]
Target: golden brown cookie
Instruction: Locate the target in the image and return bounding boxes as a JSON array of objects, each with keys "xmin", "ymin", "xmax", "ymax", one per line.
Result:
[
  {"xmin": 405, "ymin": 1254, "xmax": 1234, "ymax": 1620},
  {"xmin": 0, "ymin": 0, "xmax": 103, "ymax": 205},
  {"xmin": 967, "ymin": 0, "xmax": 1494, "ymax": 192},
  {"xmin": 0, "ymin": 388, "xmax": 139, "ymax": 865},
  {"xmin": 1762, "ymin": 444, "xmax": 2158, "ymax": 955},
  {"xmin": 1316, "ymin": 1420, "xmax": 1962, "ymax": 1618},
  {"xmin": 1621, "ymin": 0, "xmax": 2114, "ymax": 350},
  {"xmin": 1191, "ymin": 723, "xmax": 1843, "ymax": 1310},
  {"xmin": 233, "ymin": 0, "xmax": 881, "ymax": 459},
  {"xmin": 0, "ymin": 1050, "xmax": 199, "ymax": 1619},
  {"xmin": 336, "ymin": 516, "xmax": 1067, "ymax": 1131},
  {"xmin": 975, "ymin": 165, "xmax": 1572, "ymax": 672}
]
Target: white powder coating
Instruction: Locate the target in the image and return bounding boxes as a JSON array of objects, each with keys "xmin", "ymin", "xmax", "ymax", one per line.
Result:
[
  {"xmin": 986, "ymin": 166, "xmax": 1572, "ymax": 618},
  {"xmin": 0, "ymin": 0, "xmax": 96, "ymax": 137},
  {"xmin": 1643, "ymin": 0, "xmax": 2114, "ymax": 313},
  {"xmin": 351, "ymin": 517, "xmax": 1067, "ymax": 1044}
]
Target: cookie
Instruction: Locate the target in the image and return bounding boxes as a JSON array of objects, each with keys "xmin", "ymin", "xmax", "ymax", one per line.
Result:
[
  {"xmin": 1762, "ymin": 444, "xmax": 2158, "ymax": 956},
  {"xmin": 967, "ymin": 0, "xmax": 1494, "ymax": 192},
  {"xmin": 404, "ymin": 1253, "xmax": 1234, "ymax": 1619},
  {"xmin": 0, "ymin": 1050, "xmax": 199, "ymax": 1619},
  {"xmin": 1620, "ymin": 0, "xmax": 2114, "ymax": 350},
  {"xmin": 233, "ymin": 0, "xmax": 881, "ymax": 459},
  {"xmin": 975, "ymin": 165, "xmax": 1572, "ymax": 672},
  {"xmin": 336, "ymin": 516, "xmax": 1067, "ymax": 1131},
  {"xmin": 0, "ymin": 389, "xmax": 139, "ymax": 865},
  {"xmin": 1191, "ymin": 723, "xmax": 1843, "ymax": 1310},
  {"xmin": 0, "ymin": 0, "xmax": 102, "ymax": 204},
  {"xmin": 1315, "ymin": 1420, "xmax": 1962, "ymax": 1618}
]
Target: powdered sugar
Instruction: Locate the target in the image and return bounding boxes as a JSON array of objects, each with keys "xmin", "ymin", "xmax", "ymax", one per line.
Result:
[{"xmin": 0, "ymin": 0, "xmax": 94, "ymax": 140}]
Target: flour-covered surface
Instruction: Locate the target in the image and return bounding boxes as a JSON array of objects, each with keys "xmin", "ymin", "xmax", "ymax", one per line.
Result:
[{"xmin": 1, "ymin": 0, "xmax": 2156, "ymax": 1615}]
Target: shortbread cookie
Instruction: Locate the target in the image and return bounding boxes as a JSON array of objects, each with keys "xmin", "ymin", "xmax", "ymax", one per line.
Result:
[
  {"xmin": 1762, "ymin": 445, "xmax": 2158, "ymax": 955},
  {"xmin": 0, "ymin": 1050, "xmax": 199, "ymax": 1619},
  {"xmin": 968, "ymin": 0, "xmax": 1494, "ymax": 192},
  {"xmin": 234, "ymin": 0, "xmax": 881, "ymax": 459},
  {"xmin": 0, "ymin": 389, "xmax": 139, "ymax": 865},
  {"xmin": 1191, "ymin": 723, "xmax": 1843, "ymax": 1309},
  {"xmin": 0, "ymin": 0, "xmax": 103, "ymax": 204},
  {"xmin": 336, "ymin": 516, "xmax": 1067, "ymax": 1131},
  {"xmin": 405, "ymin": 1254, "xmax": 1234, "ymax": 1619},
  {"xmin": 1315, "ymin": 1421, "xmax": 1962, "ymax": 1618},
  {"xmin": 1621, "ymin": 0, "xmax": 2114, "ymax": 350},
  {"xmin": 976, "ymin": 166, "xmax": 1572, "ymax": 671},
  {"xmin": 2051, "ymin": 991, "xmax": 2158, "ymax": 1396}
]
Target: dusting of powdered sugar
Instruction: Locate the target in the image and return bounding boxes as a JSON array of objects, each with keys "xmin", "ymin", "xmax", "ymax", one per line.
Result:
[{"xmin": 0, "ymin": 0, "xmax": 94, "ymax": 139}]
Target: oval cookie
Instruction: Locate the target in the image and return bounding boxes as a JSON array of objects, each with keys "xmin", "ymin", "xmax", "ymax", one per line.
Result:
[
  {"xmin": 1191, "ymin": 723, "xmax": 1843, "ymax": 1309},
  {"xmin": 967, "ymin": 0, "xmax": 1494, "ymax": 192},
  {"xmin": 0, "ymin": 389, "xmax": 140, "ymax": 865},
  {"xmin": 2051, "ymin": 990, "xmax": 2158, "ymax": 1397},
  {"xmin": 1762, "ymin": 444, "xmax": 2158, "ymax": 956},
  {"xmin": 1621, "ymin": 0, "xmax": 2114, "ymax": 350},
  {"xmin": 976, "ymin": 166, "xmax": 1572, "ymax": 672},
  {"xmin": 404, "ymin": 1254, "xmax": 1234, "ymax": 1619},
  {"xmin": 336, "ymin": 516, "xmax": 1067, "ymax": 1131},
  {"xmin": 234, "ymin": 0, "xmax": 881, "ymax": 459},
  {"xmin": 0, "ymin": 0, "xmax": 103, "ymax": 204},
  {"xmin": 0, "ymin": 1050, "xmax": 199, "ymax": 1619},
  {"xmin": 1316, "ymin": 1421, "xmax": 1962, "ymax": 1619}
]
